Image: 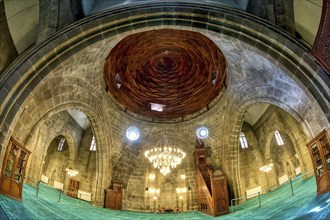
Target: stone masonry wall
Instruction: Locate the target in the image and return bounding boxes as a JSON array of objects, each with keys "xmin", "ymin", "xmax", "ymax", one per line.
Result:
[
  {"xmin": 74, "ymin": 127, "xmax": 97, "ymax": 193},
  {"xmin": 239, "ymin": 122, "xmax": 265, "ymax": 192},
  {"xmin": 124, "ymin": 156, "xmax": 197, "ymax": 212},
  {"xmin": 42, "ymin": 135, "xmax": 70, "ymax": 186},
  {"xmin": 238, "ymin": 105, "xmax": 311, "ymax": 196},
  {"xmin": 0, "ymin": 6, "xmax": 328, "ymax": 207},
  {"xmin": 25, "ymin": 110, "xmax": 84, "ymax": 186},
  {"xmin": 8, "ymin": 28, "xmax": 326, "ymax": 205},
  {"xmin": 32, "ymin": 117, "xmax": 97, "ymax": 196}
]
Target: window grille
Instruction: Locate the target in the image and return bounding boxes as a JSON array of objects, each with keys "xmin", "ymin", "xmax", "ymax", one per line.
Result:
[
  {"xmin": 274, "ymin": 130, "xmax": 284, "ymax": 146},
  {"xmin": 239, "ymin": 132, "xmax": 248, "ymax": 149},
  {"xmin": 57, "ymin": 138, "xmax": 65, "ymax": 151},
  {"xmin": 90, "ymin": 136, "xmax": 96, "ymax": 151}
]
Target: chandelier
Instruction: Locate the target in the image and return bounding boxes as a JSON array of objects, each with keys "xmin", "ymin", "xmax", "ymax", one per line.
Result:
[
  {"xmin": 259, "ymin": 163, "xmax": 273, "ymax": 173},
  {"xmin": 66, "ymin": 167, "xmax": 78, "ymax": 177},
  {"xmin": 144, "ymin": 134, "xmax": 186, "ymax": 176}
]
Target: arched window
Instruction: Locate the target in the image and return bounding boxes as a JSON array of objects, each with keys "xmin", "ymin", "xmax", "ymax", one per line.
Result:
[
  {"xmin": 274, "ymin": 130, "xmax": 284, "ymax": 146},
  {"xmin": 239, "ymin": 132, "xmax": 248, "ymax": 149},
  {"xmin": 90, "ymin": 136, "xmax": 96, "ymax": 151},
  {"xmin": 57, "ymin": 137, "xmax": 65, "ymax": 151}
]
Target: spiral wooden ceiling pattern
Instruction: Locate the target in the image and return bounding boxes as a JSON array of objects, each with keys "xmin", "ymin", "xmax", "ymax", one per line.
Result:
[{"xmin": 104, "ymin": 29, "xmax": 226, "ymax": 120}]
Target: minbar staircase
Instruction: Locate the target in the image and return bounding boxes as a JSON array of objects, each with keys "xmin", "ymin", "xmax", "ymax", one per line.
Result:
[{"xmin": 194, "ymin": 139, "xmax": 229, "ymax": 217}]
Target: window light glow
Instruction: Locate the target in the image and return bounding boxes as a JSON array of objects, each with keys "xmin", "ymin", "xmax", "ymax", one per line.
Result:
[
  {"xmin": 239, "ymin": 132, "xmax": 248, "ymax": 149},
  {"xmin": 126, "ymin": 126, "xmax": 140, "ymax": 141},
  {"xmin": 212, "ymin": 71, "xmax": 216, "ymax": 85},
  {"xmin": 129, "ymin": 132, "xmax": 137, "ymax": 140},
  {"xmin": 274, "ymin": 130, "xmax": 284, "ymax": 146},
  {"xmin": 115, "ymin": 73, "xmax": 122, "ymax": 89},
  {"xmin": 196, "ymin": 126, "xmax": 209, "ymax": 139},
  {"xmin": 150, "ymin": 103, "xmax": 165, "ymax": 112},
  {"xmin": 57, "ymin": 138, "xmax": 65, "ymax": 151},
  {"xmin": 90, "ymin": 136, "xmax": 96, "ymax": 151}
]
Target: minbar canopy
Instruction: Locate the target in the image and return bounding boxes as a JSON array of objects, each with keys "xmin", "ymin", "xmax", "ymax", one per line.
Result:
[{"xmin": 104, "ymin": 29, "xmax": 226, "ymax": 120}]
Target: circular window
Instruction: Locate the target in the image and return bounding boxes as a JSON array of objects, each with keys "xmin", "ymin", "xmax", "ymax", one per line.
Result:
[
  {"xmin": 126, "ymin": 126, "xmax": 140, "ymax": 141},
  {"xmin": 196, "ymin": 126, "xmax": 209, "ymax": 139}
]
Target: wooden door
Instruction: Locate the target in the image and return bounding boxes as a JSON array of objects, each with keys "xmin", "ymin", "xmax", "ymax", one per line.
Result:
[
  {"xmin": 68, "ymin": 179, "xmax": 79, "ymax": 198},
  {"xmin": 105, "ymin": 189, "xmax": 122, "ymax": 210},
  {"xmin": 105, "ymin": 181, "xmax": 122, "ymax": 210}
]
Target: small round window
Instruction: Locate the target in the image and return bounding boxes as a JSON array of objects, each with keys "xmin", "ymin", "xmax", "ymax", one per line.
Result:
[
  {"xmin": 126, "ymin": 126, "xmax": 140, "ymax": 141},
  {"xmin": 196, "ymin": 126, "xmax": 209, "ymax": 139}
]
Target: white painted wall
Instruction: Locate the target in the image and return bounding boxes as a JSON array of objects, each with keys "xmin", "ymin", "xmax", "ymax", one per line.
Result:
[
  {"xmin": 294, "ymin": 0, "xmax": 322, "ymax": 46},
  {"xmin": 82, "ymin": 0, "xmax": 249, "ymax": 16},
  {"xmin": 4, "ymin": 0, "xmax": 39, "ymax": 54}
]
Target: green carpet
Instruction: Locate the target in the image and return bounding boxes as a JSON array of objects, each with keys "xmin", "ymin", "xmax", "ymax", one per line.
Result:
[{"xmin": 0, "ymin": 176, "xmax": 329, "ymax": 219}]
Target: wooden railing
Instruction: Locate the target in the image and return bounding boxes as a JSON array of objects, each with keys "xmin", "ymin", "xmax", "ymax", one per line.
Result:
[
  {"xmin": 198, "ymin": 165, "xmax": 212, "ymax": 193},
  {"xmin": 196, "ymin": 166, "xmax": 214, "ymax": 215},
  {"xmin": 194, "ymin": 145, "xmax": 229, "ymax": 217}
]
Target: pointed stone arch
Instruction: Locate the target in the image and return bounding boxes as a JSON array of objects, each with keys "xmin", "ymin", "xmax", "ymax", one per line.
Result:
[
  {"xmin": 47, "ymin": 133, "xmax": 76, "ymax": 161},
  {"xmin": 15, "ymin": 99, "xmax": 112, "ymax": 206},
  {"xmin": 264, "ymin": 128, "xmax": 312, "ymax": 175},
  {"xmin": 219, "ymin": 96, "xmax": 320, "ymax": 199}
]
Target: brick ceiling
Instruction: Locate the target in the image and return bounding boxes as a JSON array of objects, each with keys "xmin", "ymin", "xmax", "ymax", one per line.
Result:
[{"xmin": 104, "ymin": 29, "xmax": 226, "ymax": 120}]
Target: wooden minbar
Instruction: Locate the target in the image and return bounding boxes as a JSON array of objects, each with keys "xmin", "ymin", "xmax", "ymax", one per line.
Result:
[{"xmin": 194, "ymin": 139, "xmax": 229, "ymax": 216}]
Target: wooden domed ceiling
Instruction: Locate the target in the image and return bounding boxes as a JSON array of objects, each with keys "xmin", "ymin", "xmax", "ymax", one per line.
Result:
[{"xmin": 104, "ymin": 29, "xmax": 226, "ymax": 120}]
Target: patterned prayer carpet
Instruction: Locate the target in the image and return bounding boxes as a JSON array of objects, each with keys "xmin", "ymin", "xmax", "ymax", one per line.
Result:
[{"xmin": 0, "ymin": 176, "xmax": 329, "ymax": 219}]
